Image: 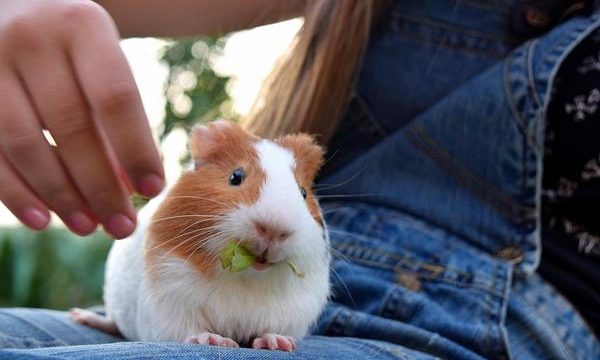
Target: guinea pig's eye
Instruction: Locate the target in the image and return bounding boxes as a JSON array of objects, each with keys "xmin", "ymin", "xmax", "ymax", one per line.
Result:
[
  {"xmin": 229, "ymin": 168, "xmax": 245, "ymax": 186},
  {"xmin": 300, "ymin": 187, "xmax": 307, "ymax": 199}
]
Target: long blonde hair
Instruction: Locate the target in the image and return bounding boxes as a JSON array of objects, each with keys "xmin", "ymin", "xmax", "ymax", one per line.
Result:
[{"xmin": 244, "ymin": 0, "xmax": 388, "ymax": 144}]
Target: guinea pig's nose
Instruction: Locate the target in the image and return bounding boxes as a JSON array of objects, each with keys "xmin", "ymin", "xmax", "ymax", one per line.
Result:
[{"xmin": 253, "ymin": 220, "xmax": 291, "ymax": 242}]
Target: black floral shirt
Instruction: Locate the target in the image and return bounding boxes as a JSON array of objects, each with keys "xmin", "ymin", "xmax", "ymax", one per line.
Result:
[{"xmin": 540, "ymin": 27, "xmax": 600, "ymax": 337}]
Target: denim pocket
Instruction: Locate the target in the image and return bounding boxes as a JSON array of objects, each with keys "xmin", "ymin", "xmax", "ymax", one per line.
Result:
[{"xmin": 320, "ymin": 203, "xmax": 512, "ymax": 360}]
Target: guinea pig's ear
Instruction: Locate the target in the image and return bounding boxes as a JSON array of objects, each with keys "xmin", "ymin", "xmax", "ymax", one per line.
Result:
[
  {"xmin": 190, "ymin": 120, "xmax": 251, "ymax": 168},
  {"xmin": 276, "ymin": 133, "xmax": 325, "ymax": 182}
]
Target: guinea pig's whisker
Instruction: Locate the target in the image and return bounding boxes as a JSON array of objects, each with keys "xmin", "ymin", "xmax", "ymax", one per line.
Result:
[
  {"xmin": 314, "ymin": 172, "xmax": 365, "ymax": 192},
  {"xmin": 327, "ymin": 229, "xmax": 376, "ymax": 246},
  {"xmin": 160, "ymin": 235, "xmax": 205, "ymax": 258},
  {"xmin": 321, "ymin": 205, "xmax": 357, "ymax": 215},
  {"xmin": 184, "ymin": 231, "xmax": 231, "ymax": 262},
  {"xmin": 171, "ymin": 226, "xmax": 215, "ymax": 245},
  {"xmin": 316, "ymin": 193, "xmax": 381, "ymax": 199},
  {"xmin": 146, "ymin": 226, "xmax": 217, "ymax": 253},
  {"xmin": 152, "ymin": 226, "xmax": 224, "ymax": 257},
  {"xmin": 328, "ymin": 247, "xmax": 353, "ymax": 265},
  {"xmin": 322, "ymin": 149, "xmax": 340, "ymax": 166},
  {"xmin": 329, "ymin": 265, "xmax": 357, "ymax": 310},
  {"xmin": 165, "ymin": 195, "xmax": 234, "ymax": 208},
  {"xmin": 185, "ymin": 237, "xmax": 220, "ymax": 262},
  {"xmin": 314, "ymin": 166, "xmax": 367, "ymax": 192},
  {"xmin": 173, "ymin": 218, "xmax": 218, "ymax": 238},
  {"xmin": 186, "ymin": 227, "xmax": 230, "ymax": 248},
  {"xmin": 150, "ymin": 214, "xmax": 225, "ymax": 224}
]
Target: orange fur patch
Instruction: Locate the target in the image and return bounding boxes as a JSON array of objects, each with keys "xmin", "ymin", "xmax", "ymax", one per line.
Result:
[
  {"xmin": 276, "ymin": 134, "xmax": 325, "ymax": 227},
  {"xmin": 147, "ymin": 121, "xmax": 265, "ymax": 278}
]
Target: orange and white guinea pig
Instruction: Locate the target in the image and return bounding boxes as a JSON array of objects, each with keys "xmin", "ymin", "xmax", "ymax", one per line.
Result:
[{"xmin": 71, "ymin": 120, "xmax": 331, "ymax": 351}]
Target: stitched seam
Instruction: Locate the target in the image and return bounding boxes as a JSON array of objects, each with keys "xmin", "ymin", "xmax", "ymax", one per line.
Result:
[
  {"xmin": 526, "ymin": 39, "xmax": 543, "ymax": 111},
  {"xmin": 332, "ymin": 233, "xmax": 487, "ymax": 280},
  {"xmin": 513, "ymin": 293, "xmax": 578, "ymax": 360},
  {"xmin": 499, "ymin": 264, "xmax": 513, "ymax": 360},
  {"xmin": 489, "ymin": 265, "xmax": 510, "ymax": 359},
  {"xmin": 326, "ymin": 202, "xmax": 484, "ymax": 253},
  {"xmin": 332, "ymin": 252, "xmax": 502, "ymax": 297},
  {"xmin": 456, "ymin": 0, "xmax": 512, "ymax": 14},
  {"xmin": 408, "ymin": 124, "xmax": 531, "ymax": 215},
  {"xmin": 390, "ymin": 23, "xmax": 512, "ymax": 58},
  {"xmin": 404, "ymin": 125, "xmax": 535, "ymax": 222},
  {"xmin": 391, "ymin": 11, "xmax": 518, "ymax": 43},
  {"xmin": 327, "ymin": 204, "xmax": 503, "ymax": 279},
  {"xmin": 483, "ymin": 287, "xmax": 493, "ymax": 358},
  {"xmin": 353, "ymin": 91, "xmax": 389, "ymax": 137},
  {"xmin": 503, "ymin": 50, "xmax": 540, "ymax": 151}
]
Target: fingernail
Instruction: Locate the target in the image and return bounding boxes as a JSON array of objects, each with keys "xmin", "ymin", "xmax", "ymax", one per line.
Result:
[
  {"xmin": 138, "ymin": 174, "xmax": 164, "ymax": 197},
  {"xmin": 22, "ymin": 208, "xmax": 50, "ymax": 230},
  {"xmin": 67, "ymin": 212, "xmax": 96, "ymax": 235},
  {"xmin": 106, "ymin": 214, "xmax": 136, "ymax": 239}
]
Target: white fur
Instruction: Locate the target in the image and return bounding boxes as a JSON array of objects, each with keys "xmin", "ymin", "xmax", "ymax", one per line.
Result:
[{"xmin": 103, "ymin": 140, "xmax": 330, "ymax": 344}]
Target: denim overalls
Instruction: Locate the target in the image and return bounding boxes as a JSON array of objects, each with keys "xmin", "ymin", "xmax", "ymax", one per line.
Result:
[
  {"xmin": 1, "ymin": 0, "xmax": 599, "ymax": 359},
  {"xmin": 314, "ymin": 0, "xmax": 600, "ymax": 358}
]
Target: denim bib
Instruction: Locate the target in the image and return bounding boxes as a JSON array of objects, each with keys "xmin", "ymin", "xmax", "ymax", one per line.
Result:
[{"xmin": 315, "ymin": 0, "xmax": 600, "ymax": 359}]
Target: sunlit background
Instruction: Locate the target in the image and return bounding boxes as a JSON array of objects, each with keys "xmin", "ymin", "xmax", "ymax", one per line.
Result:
[{"xmin": 0, "ymin": 20, "xmax": 301, "ymax": 309}]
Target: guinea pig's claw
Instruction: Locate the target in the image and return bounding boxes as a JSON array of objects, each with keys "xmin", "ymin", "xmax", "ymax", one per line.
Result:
[
  {"xmin": 252, "ymin": 333, "xmax": 296, "ymax": 351},
  {"xmin": 185, "ymin": 332, "xmax": 239, "ymax": 348}
]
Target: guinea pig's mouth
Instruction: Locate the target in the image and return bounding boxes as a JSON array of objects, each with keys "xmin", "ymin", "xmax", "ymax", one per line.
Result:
[{"xmin": 251, "ymin": 252, "xmax": 271, "ymax": 271}]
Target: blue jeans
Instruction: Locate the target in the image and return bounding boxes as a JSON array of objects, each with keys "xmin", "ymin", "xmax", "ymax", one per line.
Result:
[
  {"xmin": 2, "ymin": 0, "xmax": 600, "ymax": 358},
  {"xmin": 1, "ymin": 205, "xmax": 598, "ymax": 359}
]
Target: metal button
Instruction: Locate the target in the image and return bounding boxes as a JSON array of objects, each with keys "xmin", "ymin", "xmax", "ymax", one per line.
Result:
[
  {"xmin": 395, "ymin": 272, "xmax": 422, "ymax": 292},
  {"xmin": 496, "ymin": 247, "xmax": 524, "ymax": 264},
  {"xmin": 524, "ymin": 8, "xmax": 551, "ymax": 27}
]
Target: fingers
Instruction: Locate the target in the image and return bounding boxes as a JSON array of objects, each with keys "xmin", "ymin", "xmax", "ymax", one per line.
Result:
[
  {"xmin": 68, "ymin": 8, "xmax": 164, "ymax": 197},
  {"xmin": 13, "ymin": 44, "xmax": 135, "ymax": 239},
  {"xmin": 0, "ymin": 153, "xmax": 50, "ymax": 231},
  {"xmin": 0, "ymin": 1, "xmax": 164, "ymax": 238},
  {"xmin": 0, "ymin": 69, "xmax": 96, "ymax": 235}
]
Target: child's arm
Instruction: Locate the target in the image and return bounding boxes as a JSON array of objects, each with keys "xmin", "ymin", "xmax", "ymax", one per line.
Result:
[{"xmin": 95, "ymin": 0, "xmax": 305, "ymax": 38}]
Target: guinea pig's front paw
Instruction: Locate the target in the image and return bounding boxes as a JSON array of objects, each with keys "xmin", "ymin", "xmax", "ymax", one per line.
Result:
[
  {"xmin": 252, "ymin": 333, "xmax": 297, "ymax": 352},
  {"xmin": 185, "ymin": 332, "xmax": 239, "ymax": 347}
]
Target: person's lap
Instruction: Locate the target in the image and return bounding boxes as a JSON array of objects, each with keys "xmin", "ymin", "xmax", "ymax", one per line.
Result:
[
  {"xmin": 0, "ymin": 309, "xmax": 434, "ymax": 360},
  {"xmin": 1, "ymin": 203, "xmax": 598, "ymax": 359}
]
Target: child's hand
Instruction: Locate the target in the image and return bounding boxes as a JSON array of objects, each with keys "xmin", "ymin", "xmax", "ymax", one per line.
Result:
[{"xmin": 0, "ymin": 0, "xmax": 164, "ymax": 239}]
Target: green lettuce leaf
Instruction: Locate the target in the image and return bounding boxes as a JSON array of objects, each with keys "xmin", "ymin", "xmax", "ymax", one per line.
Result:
[{"xmin": 219, "ymin": 240, "xmax": 256, "ymax": 273}]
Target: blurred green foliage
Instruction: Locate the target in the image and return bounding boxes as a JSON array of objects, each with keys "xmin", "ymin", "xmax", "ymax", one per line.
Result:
[
  {"xmin": 0, "ymin": 228, "xmax": 111, "ymax": 309},
  {"xmin": 160, "ymin": 36, "xmax": 235, "ymax": 141},
  {"xmin": 0, "ymin": 36, "xmax": 232, "ymax": 310}
]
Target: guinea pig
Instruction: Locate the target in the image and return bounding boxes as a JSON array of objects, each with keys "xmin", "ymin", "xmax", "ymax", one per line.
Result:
[{"xmin": 70, "ymin": 120, "xmax": 331, "ymax": 351}]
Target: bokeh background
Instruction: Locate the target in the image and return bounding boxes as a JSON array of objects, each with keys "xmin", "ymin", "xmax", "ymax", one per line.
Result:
[{"xmin": 0, "ymin": 20, "xmax": 301, "ymax": 310}]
